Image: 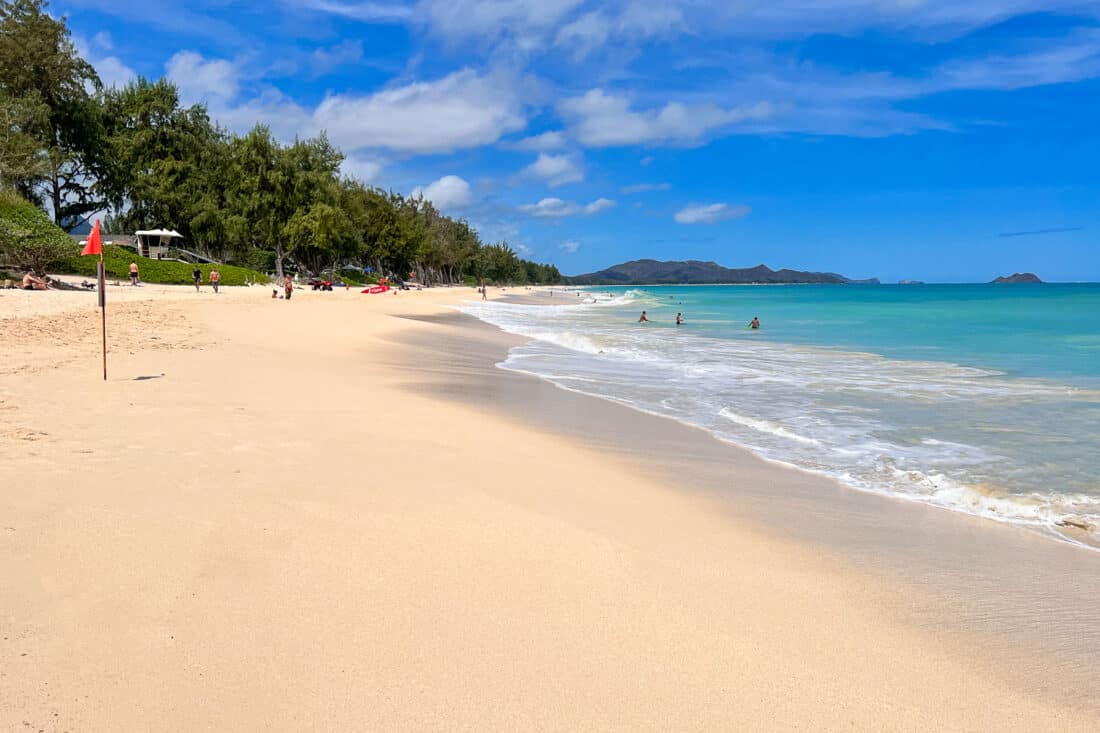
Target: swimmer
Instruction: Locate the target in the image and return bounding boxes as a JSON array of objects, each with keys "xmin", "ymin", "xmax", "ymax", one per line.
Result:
[
  {"xmin": 638, "ymin": 311, "xmax": 649, "ymax": 323},
  {"xmin": 675, "ymin": 312, "xmax": 683, "ymax": 325},
  {"xmin": 749, "ymin": 316, "xmax": 760, "ymax": 329}
]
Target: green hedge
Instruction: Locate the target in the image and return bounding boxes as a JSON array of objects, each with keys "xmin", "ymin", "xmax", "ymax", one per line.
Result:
[
  {"xmin": 0, "ymin": 190, "xmax": 74, "ymax": 272},
  {"xmin": 59, "ymin": 245, "xmax": 269, "ymax": 286}
]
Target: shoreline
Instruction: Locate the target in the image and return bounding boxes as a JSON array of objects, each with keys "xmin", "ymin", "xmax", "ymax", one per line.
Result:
[
  {"xmin": 398, "ymin": 307, "xmax": 1100, "ymax": 710},
  {"xmin": 2, "ymin": 285, "xmax": 1098, "ymax": 730}
]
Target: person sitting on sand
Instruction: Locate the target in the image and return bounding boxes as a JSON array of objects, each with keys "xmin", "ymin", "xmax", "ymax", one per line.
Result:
[
  {"xmin": 749, "ymin": 316, "xmax": 760, "ymax": 329},
  {"xmin": 210, "ymin": 267, "xmax": 220, "ymax": 294},
  {"xmin": 192, "ymin": 266, "xmax": 202, "ymax": 293},
  {"xmin": 129, "ymin": 262, "xmax": 139, "ymax": 286},
  {"xmin": 638, "ymin": 311, "xmax": 649, "ymax": 323},
  {"xmin": 676, "ymin": 312, "xmax": 683, "ymax": 325},
  {"xmin": 22, "ymin": 269, "xmax": 49, "ymax": 290}
]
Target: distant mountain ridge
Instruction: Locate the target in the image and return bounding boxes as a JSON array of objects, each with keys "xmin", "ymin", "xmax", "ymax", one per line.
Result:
[
  {"xmin": 567, "ymin": 259, "xmax": 879, "ymax": 285},
  {"xmin": 991, "ymin": 272, "xmax": 1042, "ymax": 283}
]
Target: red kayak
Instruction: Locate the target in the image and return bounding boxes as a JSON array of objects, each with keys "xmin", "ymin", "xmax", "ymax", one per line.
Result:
[{"xmin": 361, "ymin": 285, "xmax": 391, "ymax": 294}]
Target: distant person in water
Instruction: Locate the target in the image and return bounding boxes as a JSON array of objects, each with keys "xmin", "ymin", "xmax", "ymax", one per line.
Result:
[
  {"xmin": 749, "ymin": 316, "xmax": 760, "ymax": 329},
  {"xmin": 638, "ymin": 311, "xmax": 649, "ymax": 323},
  {"xmin": 192, "ymin": 266, "xmax": 202, "ymax": 292},
  {"xmin": 676, "ymin": 312, "xmax": 683, "ymax": 325}
]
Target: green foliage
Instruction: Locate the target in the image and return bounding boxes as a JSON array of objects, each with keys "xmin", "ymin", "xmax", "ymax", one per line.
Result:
[
  {"xmin": 0, "ymin": 0, "xmax": 107, "ymax": 226},
  {"xmin": 0, "ymin": 4, "xmax": 566, "ymax": 285},
  {"xmin": 57, "ymin": 244, "xmax": 268, "ymax": 286},
  {"xmin": 0, "ymin": 187, "xmax": 72, "ymax": 271}
]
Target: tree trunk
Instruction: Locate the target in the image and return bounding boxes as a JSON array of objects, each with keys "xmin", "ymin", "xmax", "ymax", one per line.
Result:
[{"xmin": 274, "ymin": 242, "xmax": 285, "ymax": 280}]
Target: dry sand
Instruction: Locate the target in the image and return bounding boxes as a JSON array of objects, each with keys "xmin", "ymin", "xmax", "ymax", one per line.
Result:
[{"xmin": 1, "ymin": 283, "xmax": 1097, "ymax": 731}]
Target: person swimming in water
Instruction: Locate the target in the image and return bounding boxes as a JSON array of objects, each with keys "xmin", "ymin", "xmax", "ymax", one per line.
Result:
[
  {"xmin": 749, "ymin": 316, "xmax": 760, "ymax": 329},
  {"xmin": 638, "ymin": 311, "xmax": 649, "ymax": 323},
  {"xmin": 675, "ymin": 312, "xmax": 683, "ymax": 325}
]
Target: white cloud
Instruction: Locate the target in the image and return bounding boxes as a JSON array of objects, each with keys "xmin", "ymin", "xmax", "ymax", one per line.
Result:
[
  {"xmin": 508, "ymin": 130, "xmax": 569, "ymax": 151},
  {"xmin": 311, "ymin": 40, "xmax": 364, "ymax": 76},
  {"xmin": 166, "ymin": 51, "xmax": 240, "ymax": 104},
  {"xmin": 209, "ymin": 88, "xmax": 312, "ymax": 141},
  {"xmin": 519, "ymin": 196, "xmax": 616, "ymax": 218},
  {"xmin": 521, "ymin": 153, "xmax": 584, "ymax": 187},
  {"xmin": 411, "ymin": 175, "xmax": 474, "ymax": 209},
  {"xmin": 340, "ymin": 154, "xmax": 384, "ymax": 184},
  {"xmin": 311, "ymin": 69, "xmax": 527, "ymax": 154},
  {"xmin": 674, "ymin": 203, "xmax": 751, "ymax": 224},
  {"xmin": 73, "ymin": 34, "xmax": 135, "ymax": 89},
  {"xmin": 560, "ymin": 89, "xmax": 773, "ymax": 147},
  {"xmin": 640, "ymin": 155, "xmax": 656, "ymax": 166},
  {"xmin": 622, "ymin": 182, "xmax": 671, "ymax": 193},
  {"xmin": 584, "ymin": 197, "xmax": 615, "ymax": 214},
  {"xmin": 560, "ymin": 239, "xmax": 580, "ymax": 253},
  {"xmin": 297, "ymin": 0, "xmax": 413, "ymax": 22},
  {"xmin": 416, "ymin": 0, "xmax": 585, "ymax": 45}
]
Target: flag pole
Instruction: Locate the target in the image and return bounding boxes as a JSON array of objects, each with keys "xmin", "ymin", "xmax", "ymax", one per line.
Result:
[
  {"xmin": 83, "ymin": 219, "xmax": 107, "ymax": 380},
  {"xmin": 99, "ymin": 252, "xmax": 107, "ymax": 381}
]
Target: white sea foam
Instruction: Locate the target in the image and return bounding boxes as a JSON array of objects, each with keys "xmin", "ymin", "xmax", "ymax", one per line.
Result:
[{"xmin": 458, "ymin": 296, "xmax": 1100, "ymax": 547}]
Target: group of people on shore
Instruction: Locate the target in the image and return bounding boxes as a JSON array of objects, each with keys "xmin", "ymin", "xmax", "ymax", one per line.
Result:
[{"xmin": 638, "ymin": 310, "xmax": 761, "ymax": 329}]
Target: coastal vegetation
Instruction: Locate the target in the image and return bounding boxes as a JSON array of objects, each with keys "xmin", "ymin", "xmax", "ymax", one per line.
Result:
[{"xmin": 0, "ymin": 0, "xmax": 563, "ymax": 286}]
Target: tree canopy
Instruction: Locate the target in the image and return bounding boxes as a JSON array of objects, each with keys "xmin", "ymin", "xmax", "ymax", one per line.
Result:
[{"xmin": 0, "ymin": 0, "xmax": 563, "ymax": 286}]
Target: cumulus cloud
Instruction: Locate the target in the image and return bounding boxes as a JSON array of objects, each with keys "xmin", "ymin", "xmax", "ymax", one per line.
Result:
[
  {"xmin": 340, "ymin": 154, "xmax": 384, "ymax": 184},
  {"xmin": 311, "ymin": 69, "xmax": 527, "ymax": 154},
  {"xmin": 519, "ymin": 196, "xmax": 616, "ymax": 218},
  {"xmin": 559, "ymin": 89, "xmax": 772, "ymax": 147},
  {"xmin": 674, "ymin": 203, "xmax": 751, "ymax": 224},
  {"xmin": 521, "ymin": 153, "xmax": 584, "ymax": 187},
  {"xmin": 73, "ymin": 33, "xmax": 135, "ymax": 89},
  {"xmin": 560, "ymin": 240, "xmax": 580, "ymax": 253},
  {"xmin": 167, "ymin": 51, "xmax": 240, "ymax": 104},
  {"xmin": 508, "ymin": 130, "xmax": 569, "ymax": 151},
  {"xmin": 411, "ymin": 175, "xmax": 474, "ymax": 209}
]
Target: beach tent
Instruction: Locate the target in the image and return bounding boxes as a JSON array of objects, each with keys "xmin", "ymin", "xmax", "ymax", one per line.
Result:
[{"xmin": 134, "ymin": 229, "xmax": 183, "ymax": 259}]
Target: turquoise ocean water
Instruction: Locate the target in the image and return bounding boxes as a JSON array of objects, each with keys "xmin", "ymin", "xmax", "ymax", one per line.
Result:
[{"xmin": 460, "ymin": 284, "xmax": 1100, "ymax": 548}]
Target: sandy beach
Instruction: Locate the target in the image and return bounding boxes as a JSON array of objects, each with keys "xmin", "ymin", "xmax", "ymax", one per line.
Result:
[{"xmin": 2, "ymin": 283, "xmax": 1098, "ymax": 731}]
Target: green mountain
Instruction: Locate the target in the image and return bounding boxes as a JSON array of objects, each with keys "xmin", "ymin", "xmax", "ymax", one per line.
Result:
[{"xmin": 567, "ymin": 259, "xmax": 878, "ymax": 285}]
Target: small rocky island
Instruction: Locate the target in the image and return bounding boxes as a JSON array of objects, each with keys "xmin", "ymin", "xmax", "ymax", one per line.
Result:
[{"xmin": 991, "ymin": 273, "xmax": 1042, "ymax": 284}]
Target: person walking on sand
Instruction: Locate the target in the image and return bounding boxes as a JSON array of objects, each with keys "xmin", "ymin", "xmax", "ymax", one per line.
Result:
[
  {"xmin": 284, "ymin": 273, "xmax": 293, "ymax": 300},
  {"xmin": 638, "ymin": 311, "xmax": 649, "ymax": 323},
  {"xmin": 129, "ymin": 262, "xmax": 139, "ymax": 286},
  {"xmin": 209, "ymin": 267, "xmax": 220, "ymax": 294},
  {"xmin": 192, "ymin": 266, "xmax": 202, "ymax": 293}
]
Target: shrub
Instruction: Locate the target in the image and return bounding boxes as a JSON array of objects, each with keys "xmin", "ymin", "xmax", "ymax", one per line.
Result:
[
  {"xmin": 58, "ymin": 245, "xmax": 269, "ymax": 286},
  {"xmin": 0, "ymin": 190, "xmax": 74, "ymax": 273}
]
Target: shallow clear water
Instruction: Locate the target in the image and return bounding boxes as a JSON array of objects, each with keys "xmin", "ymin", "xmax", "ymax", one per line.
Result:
[{"xmin": 459, "ymin": 284, "xmax": 1100, "ymax": 547}]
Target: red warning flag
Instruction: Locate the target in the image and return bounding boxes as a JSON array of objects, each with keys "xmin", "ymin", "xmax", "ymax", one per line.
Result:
[{"xmin": 81, "ymin": 219, "xmax": 103, "ymax": 256}]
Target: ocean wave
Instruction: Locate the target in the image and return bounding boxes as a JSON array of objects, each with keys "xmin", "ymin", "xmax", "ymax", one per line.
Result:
[{"xmin": 461, "ymin": 296, "xmax": 1100, "ymax": 548}]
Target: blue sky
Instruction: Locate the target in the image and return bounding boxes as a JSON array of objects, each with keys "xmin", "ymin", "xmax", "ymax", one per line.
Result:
[{"xmin": 56, "ymin": 0, "xmax": 1100, "ymax": 282}]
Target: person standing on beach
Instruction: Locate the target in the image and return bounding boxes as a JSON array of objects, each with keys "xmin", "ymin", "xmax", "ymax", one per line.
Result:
[
  {"xmin": 638, "ymin": 311, "xmax": 649, "ymax": 323},
  {"xmin": 129, "ymin": 262, "xmax": 139, "ymax": 286},
  {"xmin": 192, "ymin": 266, "xmax": 202, "ymax": 292},
  {"xmin": 284, "ymin": 273, "xmax": 293, "ymax": 300},
  {"xmin": 210, "ymin": 267, "xmax": 220, "ymax": 294}
]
